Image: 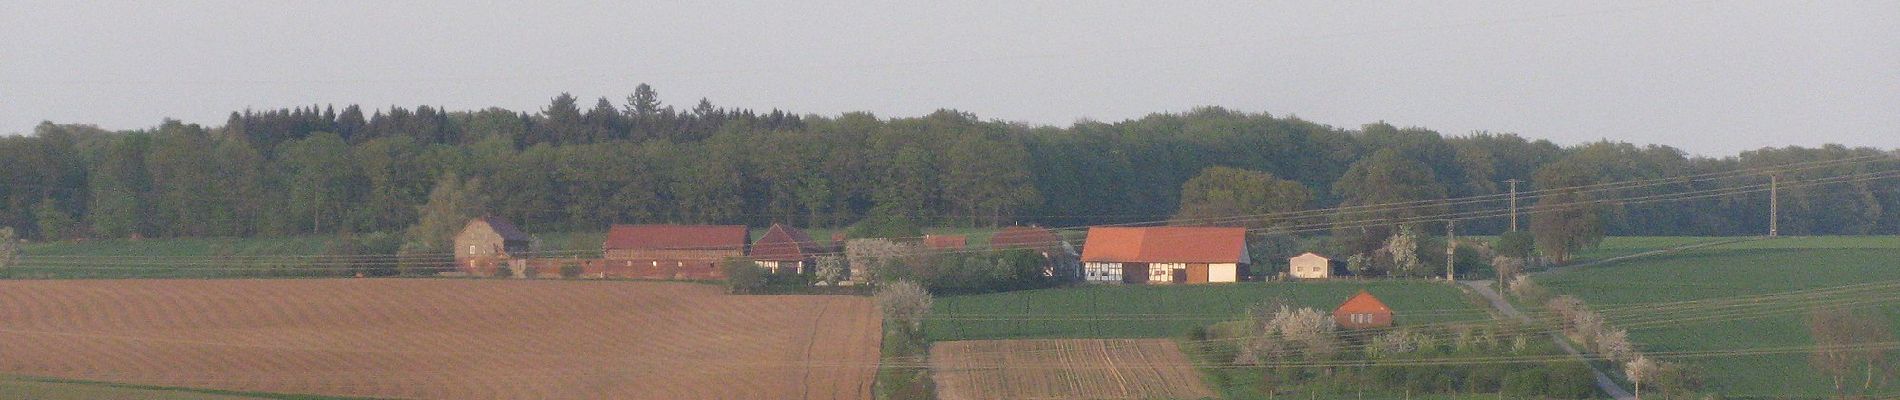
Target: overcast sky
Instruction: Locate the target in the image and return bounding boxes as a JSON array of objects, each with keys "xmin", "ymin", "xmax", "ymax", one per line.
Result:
[{"xmin": 3, "ymin": 1, "xmax": 1894, "ymax": 156}]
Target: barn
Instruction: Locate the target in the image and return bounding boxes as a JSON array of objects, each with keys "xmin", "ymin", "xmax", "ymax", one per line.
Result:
[
  {"xmin": 750, "ymin": 223, "xmax": 826, "ymax": 274},
  {"xmin": 1288, "ymin": 252, "xmax": 1351, "ymax": 280},
  {"xmin": 1333, "ymin": 290, "xmax": 1394, "ymax": 329},
  {"xmin": 990, "ymin": 225, "xmax": 1080, "ymax": 280},
  {"xmin": 602, "ymin": 224, "xmax": 749, "ymax": 280},
  {"xmin": 1079, "ymin": 226, "xmax": 1248, "ymax": 284},
  {"xmin": 452, "ymin": 216, "xmax": 532, "ymax": 276}
]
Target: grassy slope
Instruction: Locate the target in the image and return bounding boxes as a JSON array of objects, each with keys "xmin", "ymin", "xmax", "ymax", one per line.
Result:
[
  {"xmin": 1538, "ymin": 236, "xmax": 1900, "ymax": 398},
  {"xmin": 1567, "ymin": 236, "xmax": 1746, "ymax": 263},
  {"xmin": 927, "ymin": 281, "xmax": 1490, "ymax": 341}
]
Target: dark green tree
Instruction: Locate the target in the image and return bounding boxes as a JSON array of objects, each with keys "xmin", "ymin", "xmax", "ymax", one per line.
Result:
[{"xmin": 1172, "ymin": 166, "xmax": 1313, "ymax": 229}]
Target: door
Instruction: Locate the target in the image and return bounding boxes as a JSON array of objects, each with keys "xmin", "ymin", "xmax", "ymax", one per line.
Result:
[
  {"xmin": 1187, "ymin": 263, "xmax": 1209, "ymax": 284},
  {"xmin": 1122, "ymin": 263, "xmax": 1149, "ymax": 284}
]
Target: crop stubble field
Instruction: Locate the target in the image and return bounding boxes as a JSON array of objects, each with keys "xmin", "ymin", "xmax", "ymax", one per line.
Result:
[
  {"xmin": 931, "ymin": 339, "xmax": 1215, "ymax": 400},
  {"xmin": 0, "ymin": 279, "xmax": 880, "ymax": 400}
]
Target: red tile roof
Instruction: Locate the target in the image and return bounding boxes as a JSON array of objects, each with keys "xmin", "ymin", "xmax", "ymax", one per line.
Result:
[
  {"xmin": 1079, "ymin": 226, "xmax": 1246, "ymax": 263},
  {"xmin": 603, "ymin": 224, "xmax": 749, "ymax": 251},
  {"xmin": 990, "ymin": 225, "xmax": 1064, "ymax": 253},
  {"xmin": 1334, "ymin": 290, "xmax": 1392, "ymax": 314},
  {"xmin": 750, "ymin": 223, "xmax": 825, "ymax": 261},
  {"xmin": 923, "ymin": 234, "xmax": 967, "ymax": 250}
]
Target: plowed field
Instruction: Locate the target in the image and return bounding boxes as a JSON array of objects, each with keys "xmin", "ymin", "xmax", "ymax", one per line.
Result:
[
  {"xmin": 0, "ymin": 279, "xmax": 880, "ymax": 399},
  {"xmin": 931, "ymin": 339, "xmax": 1215, "ymax": 400}
]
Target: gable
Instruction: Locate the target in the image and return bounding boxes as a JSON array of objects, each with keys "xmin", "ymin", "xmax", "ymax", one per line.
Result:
[{"xmin": 751, "ymin": 224, "xmax": 824, "ymax": 261}]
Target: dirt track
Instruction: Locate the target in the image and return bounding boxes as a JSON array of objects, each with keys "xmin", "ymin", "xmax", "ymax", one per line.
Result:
[
  {"xmin": 0, "ymin": 279, "xmax": 880, "ymax": 399},
  {"xmin": 931, "ymin": 338, "xmax": 1215, "ymax": 400}
]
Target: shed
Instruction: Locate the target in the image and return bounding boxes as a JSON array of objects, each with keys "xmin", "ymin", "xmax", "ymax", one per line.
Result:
[
  {"xmin": 1332, "ymin": 290, "xmax": 1394, "ymax": 329},
  {"xmin": 750, "ymin": 223, "xmax": 825, "ymax": 274},
  {"xmin": 1079, "ymin": 226, "xmax": 1248, "ymax": 284},
  {"xmin": 1289, "ymin": 252, "xmax": 1352, "ymax": 280}
]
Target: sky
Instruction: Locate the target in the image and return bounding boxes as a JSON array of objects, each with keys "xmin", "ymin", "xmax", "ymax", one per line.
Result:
[{"xmin": 2, "ymin": 1, "xmax": 1895, "ymax": 156}]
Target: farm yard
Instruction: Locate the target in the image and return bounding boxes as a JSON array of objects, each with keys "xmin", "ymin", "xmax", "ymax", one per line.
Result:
[
  {"xmin": 0, "ymin": 279, "xmax": 881, "ymax": 400},
  {"xmin": 927, "ymin": 280, "xmax": 1491, "ymax": 341},
  {"xmin": 1537, "ymin": 236, "xmax": 1900, "ymax": 398},
  {"xmin": 930, "ymin": 339, "xmax": 1216, "ymax": 400}
]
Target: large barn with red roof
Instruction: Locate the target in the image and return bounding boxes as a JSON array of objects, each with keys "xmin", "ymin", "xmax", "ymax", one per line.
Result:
[
  {"xmin": 1079, "ymin": 226, "xmax": 1248, "ymax": 284},
  {"xmin": 601, "ymin": 224, "xmax": 749, "ymax": 280}
]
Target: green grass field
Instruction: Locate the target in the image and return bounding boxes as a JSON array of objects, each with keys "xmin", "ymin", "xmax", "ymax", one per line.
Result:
[
  {"xmin": 1566, "ymin": 236, "xmax": 1748, "ymax": 264},
  {"xmin": 926, "ymin": 281, "xmax": 1492, "ymax": 341},
  {"xmin": 1538, "ymin": 236, "xmax": 1900, "ymax": 398}
]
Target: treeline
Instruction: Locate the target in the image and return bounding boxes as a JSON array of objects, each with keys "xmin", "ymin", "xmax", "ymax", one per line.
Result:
[{"xmin": 2, "ymin": 84, "xmax": 1897, "ymax": 245}]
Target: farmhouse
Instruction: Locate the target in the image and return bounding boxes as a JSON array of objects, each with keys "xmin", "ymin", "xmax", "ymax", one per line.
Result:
[
  {"xmin": 1079, "ymin": 226, "xmax": 1248, "ymax": 284},
  {"xmin": 1288, "ymin": 252, "xmax": 1351, "ymax": 280},
  {"xmin": 602, "ymin": 224, "xmax": 749, "ymax": 280},
  {"xmin": 1333, "ymin": 290, "xmax": 1394, "ymax": 329},
  {"xmin": 452, "ymin": 216, "xmax": 532, "ymax": 276},
  {"xmin": 990, "ymin": 225, "xmax": 1080, "ymax": 280},
  {"xmin": 751, "ymin": 223, "xmax": 826, "ymax": 274}
]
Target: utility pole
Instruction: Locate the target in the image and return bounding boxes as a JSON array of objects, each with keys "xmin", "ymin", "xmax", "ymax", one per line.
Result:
[
  {"xmin": 1446, "ymin": 220, "xmax": 1456, "ymax": 281},
  {"xmin": 1769, "ymin": 174, "xmax": 1779, "ymax": 237},
  {"xmin": 1505, "ymin": 179, "xmax": 1522, "ymax": 232}
]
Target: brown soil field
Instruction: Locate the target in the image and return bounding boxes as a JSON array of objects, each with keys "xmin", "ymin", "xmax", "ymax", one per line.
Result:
[
  {"xmin": 0, "ymin": 279, "xmax": 880, "ymax": 399},
  {"xmin": 930, "ymin": 339, "xmax": 1216, "ymax": 400}
]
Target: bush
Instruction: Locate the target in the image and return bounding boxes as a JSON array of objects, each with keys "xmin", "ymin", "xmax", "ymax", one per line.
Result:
[
  {"xmin": 1545, "ymin": 361, "xmax": 1597, "ymax": 399},
  {"xmin": 559, "ymin": 263, "xmax": 582, "ymax": 278},
  {"xmin": 1496, "ymin": 231, "xmax": 1536, "ymax": 258},
  {"xmin": 1503, "ymin": 368, "xmax": 1550, "ymax": 398},
  {"xmin": 490, "ymin": 263, "xmax": 514, "ymax": 278},
  {"xmin": 875, "ymin": 280, "xmax": 933, "ymax": 333},
  {"xmin": 722, "ymin": 258, "xmax": 766, "ymax": 294}
]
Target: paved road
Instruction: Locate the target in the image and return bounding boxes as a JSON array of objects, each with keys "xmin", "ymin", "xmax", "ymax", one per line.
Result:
[{"xmin": 1463, "ymin": 279, "xmax": 1634, "ymax": 400}]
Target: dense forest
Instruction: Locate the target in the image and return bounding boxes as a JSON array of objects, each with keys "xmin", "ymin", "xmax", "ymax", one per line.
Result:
[{"xmin": 3, "ymin": 84, "xmax": 1897, "ymax": 251}]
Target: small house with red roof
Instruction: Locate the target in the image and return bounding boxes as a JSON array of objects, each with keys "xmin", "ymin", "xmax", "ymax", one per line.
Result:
[
  {"xmin": 1079, "ymin": 226, "xmax": 1248, "ymax": 284},
  {"xmin": 750, "ymin": 223, "xmax": 826, "ymax": 274},
  {"xmin": 1333, "ymin": 290, "xmax": 1394, "ymax": 329},
  {"xmin": 602, "ymin": 224, "xmax": 749, "ymax": 280}
]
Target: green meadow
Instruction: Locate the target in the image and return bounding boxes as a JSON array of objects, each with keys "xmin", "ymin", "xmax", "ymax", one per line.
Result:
[
  {"xmin": 926, "ymin": 280, "xmax": 1491, "ymax": 341},
  {"xmin": 1538, "ymin": 236, "xmax": 1900, "ymax": 398}
]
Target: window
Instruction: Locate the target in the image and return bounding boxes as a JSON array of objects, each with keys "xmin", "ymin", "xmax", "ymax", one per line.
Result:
[{"xmin": 468, "ymin": 245, "xmax": 477, "ymax": 255}]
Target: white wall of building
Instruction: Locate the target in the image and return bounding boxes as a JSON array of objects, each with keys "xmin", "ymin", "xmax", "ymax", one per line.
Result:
[
  {"xmin": 1209, "ymin": 263, "xmax": 1238, "ymax": 283},
  {"xmin": 1289, "ymin": 253, "xmax": 1332, "ymax": 279}
]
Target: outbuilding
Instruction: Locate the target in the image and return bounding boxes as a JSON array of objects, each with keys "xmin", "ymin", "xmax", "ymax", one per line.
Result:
[
  {"xmin": 1288, "ymin": 252, "xmax": 1351, "ymax": 280},
  {"xmin": 1332, "ymin": 290, "xmax": 1394, "ymax": 329},
  {"xmin": 750, "ymin": 223, "xmax": 826, "ymax": 274},
  {"xmin": 602, "ymin": 224, "xmax": 749, "ymax": 280},
  {"xmin": 1079, "ymin": 226, "xmax": 1248, "ymax": 284}
]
